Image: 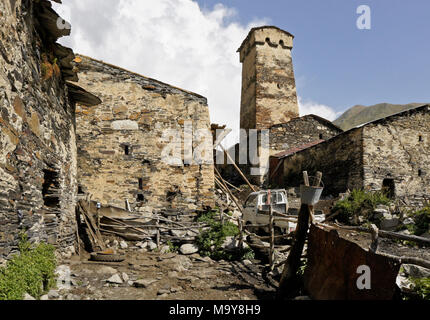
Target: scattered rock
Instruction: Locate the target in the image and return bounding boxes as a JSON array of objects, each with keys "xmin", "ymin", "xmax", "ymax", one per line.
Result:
[
  {"xmin": 222, "ymin": 237, "xmax": 249, "ymax": 251},
  {"xmin": 122, "ymin": 272, "xmax": 129, "ymax": 283},
  {"xmin": 380, "ymin": 218, "xmax": 399, "ymax": 231},
  {"xmin": 133, "ymin": 279, "xmax": 157, "ymax": 288},
  {"xmin": 170, "ymin": 286, "xmax": 182, "ymax": 293},
  {"xmin": 179, "ymin": 244, "xmax": 199, "ymax": 255},
  {"xmin": 168, "ymin": 271, "xmax": 178, "ymax": 278},
  {"xmin": 119, "ymin": 241, "xmax": 128, "ymax": 249},
  {"xmin": 96, "ymin": 266, "xmax": 117, "ymax": 275},
  {"xmin": 136, "ymin": 241, "xmax": 147, "ymax": 249},
  {"xmin": 243, "ymin": 259, "xmax": 252, "ymax": 266},
  {"xmin": 403, "ymin": 264, "xmax": 430, "ymax": 279},
  {"xmin": 148, "ymin": 241, "xmax": 157, "ymax": 251},
  {"xmin": 373, "ymin": 208, "xmax": 389, "ymax": 219},
  {"xmin": 106, "ymin": 274, "xmax": 123, "ymax": 284},
  {"xmin": 158, "ymin": 288, "xmax": 171, "ymax": 295},
  {"xmin": 40, "ymin": 295, "xmax": 49, "ymax": 301},
  {"xmin": 171, "ymin": 229, "xmax": 187, "ymax": 237},
  {"xmin": 294, "ymin": 296, "xmax": 311, "ymax": 300},
  {"xmin": 376, "ymin": 204, "xmax": 390, "ymax": 211},
  {"xmin": 396, "ymin": 274, "xmax": 414, "ymax": 293},
  {"xmin": 48, "ymin": 290, "xmax": 59, "ymax": 299},
  {"xmin": 23, "ymin": 293, "xmax": 35, "ymax": 300},
  {"xmin": 403, "ymin": 218, "xmax": 414, "ymax": 225},
  {"xmin": 160, "ymin": 245, "xmax": 170, "ymax": 254}
]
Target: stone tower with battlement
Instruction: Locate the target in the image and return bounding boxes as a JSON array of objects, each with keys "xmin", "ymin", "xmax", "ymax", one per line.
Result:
[{"xmin": 238, "ymin": 26, "xmax": 299, "ymax": 130}]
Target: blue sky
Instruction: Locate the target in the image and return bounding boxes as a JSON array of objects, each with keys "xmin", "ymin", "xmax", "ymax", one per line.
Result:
[
  {"xmin": 55, "ymin": 0, "xmax": 430, "ymax": 145},
  {"xmin": 198, "ymin": 0, "xmax": 430, "ymax": 112}
]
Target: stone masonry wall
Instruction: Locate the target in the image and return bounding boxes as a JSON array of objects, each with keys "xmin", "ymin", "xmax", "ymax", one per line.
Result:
[
  {"xmin": 362, "ymin": 106, "xmax": 430, "ymax": 206},
  {"xmin": 269, "ymin": 115, "xmax": 343, "ymax": 156},
  {"xmin": 75, "ymin": 56, "xmax": 215, "ymax": 215},
  {"xmin": 239, "ymin": 27, "xmax": 299, "ymax": 131},
  {"xmin": 276, "ymin": 128, "xmax": 364, "ymax": 195},
  {"xmin": 0, "ymin": 0, "xmax": 78, "ymax": 259}
]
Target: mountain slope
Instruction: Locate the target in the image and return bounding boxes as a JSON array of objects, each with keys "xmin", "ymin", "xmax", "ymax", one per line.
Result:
[{"xmin": 333, "ymin": 103, "xmax": 428, "ymax": 131}]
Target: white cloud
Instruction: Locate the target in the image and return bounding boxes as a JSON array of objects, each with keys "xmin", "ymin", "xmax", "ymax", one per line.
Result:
[
  {"xmin": 53, "ymin": 0, "xmax": 267, "ymax": 142},
  {"xmin": 298, "ymin": 97, "xmax": 341, "ymax": 121}
]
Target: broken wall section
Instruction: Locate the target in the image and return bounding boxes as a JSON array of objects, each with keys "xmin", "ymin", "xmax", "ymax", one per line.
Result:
[{"xmin": 0, "ymin": 0, "xmax": 79, "ymax": 259}]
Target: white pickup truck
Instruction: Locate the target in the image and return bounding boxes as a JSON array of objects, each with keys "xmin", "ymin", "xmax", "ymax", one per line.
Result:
[
  {"xmin": 242, "ymin": 189, "xmax": 297, "ymax": 235},
  {"xmin": 242, "ymin": 189, "xmax": 325, "ymax": 236}
]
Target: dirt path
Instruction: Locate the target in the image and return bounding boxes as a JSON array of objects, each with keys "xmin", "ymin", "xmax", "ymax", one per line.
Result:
[{"xmin": 58, "ymin": 249, "xmax": 275, "ymax": 300}]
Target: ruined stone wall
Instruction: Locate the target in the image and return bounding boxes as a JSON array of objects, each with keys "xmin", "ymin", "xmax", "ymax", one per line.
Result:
[
  {"xmin": 276, "ymin": 128, "xmax": 364, "ymax": 195},
  {"xmin": 269, "ymin": 115, "xmax": 343, "ymax": 156},
  {"xmin": 239, "ymin": 27, "xmax": 299, "ymax": 131},
  {"xmin": 75, "ymin": 56, "xmax": 215, "ymax": 214},
  {"xmin": 0, "ymin": 0, "xmax": 78, "ymax": 259},
  {"xmin": 362, "ymin": 106, "xmax": 430, "ymax": 206}
]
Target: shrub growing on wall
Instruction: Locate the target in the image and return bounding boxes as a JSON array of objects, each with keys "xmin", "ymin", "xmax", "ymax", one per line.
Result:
[{"xmin": 332, "ymin": 189, "xmax": 390, "ymax": 225}]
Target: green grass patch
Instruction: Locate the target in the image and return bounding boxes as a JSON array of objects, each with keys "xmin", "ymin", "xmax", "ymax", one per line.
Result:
[
  {"xmin": 0, "ymin": 233, "xmax": 57, "ymax": 300},
  {"xmin": 332, "ymin": 189, "xmax": 390, "ymax": 225},
  {"xmin": 406, "ymin": 207, "xmax": 430, "ymax": 236},
  {"xmin": 195, "ymin": 210, "xmax": 254, "ymax": 261},
  {"xmin": 410, "ymin": 277, "xmax": 430, "ymax": 300}
]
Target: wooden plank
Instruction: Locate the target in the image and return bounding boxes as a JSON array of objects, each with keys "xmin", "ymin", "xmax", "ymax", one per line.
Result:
[
  {"xmin": 314, "ymin": 171, "xmax": 322, "ymax": 187},
  {"xmin": 277, "ymin": 203, "xmax": 311, "ymax": 298},
  {"xmin": 269, "ymin": 205, "xmax": 275, "ymax": 270},
  {"xmin": 218, "ymin": 145, "xmax": 257, "ymax": 192},
  {"xmin": 303, "ymin": 171, "xmax": 309, "ymax": 187}
]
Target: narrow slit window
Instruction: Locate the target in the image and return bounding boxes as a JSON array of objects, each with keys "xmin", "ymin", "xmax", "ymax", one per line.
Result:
[
  {"xmin": 419, "ymin": 135, "xmax": 423, "ymax": 142},
  {"xmin": 138, "ymin": 178, "xmax": 143, "ymax": 190},
  {"xmin": 42, "ymin": 169, "xmax": 60, "ymax": 208},
  {"xmin": 418, "ymin": 169, "xmax": 423, "ymax": 177},
  {"xmin": 319, "ymin": 133, "xmax": 323, "ymax": 140},
  {"xmin": 124, "ymin": 145, "xmax": 130, "ymax": 155},
  {"xmin": 78, "ymin": 185, "xmax": 84, "ymax": 194}
]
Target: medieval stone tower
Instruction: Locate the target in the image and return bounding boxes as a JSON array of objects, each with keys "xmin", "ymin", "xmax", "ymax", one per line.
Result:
[{"xmin": 238, "ymin": 26, "xmax": 299, "ymax": 130}]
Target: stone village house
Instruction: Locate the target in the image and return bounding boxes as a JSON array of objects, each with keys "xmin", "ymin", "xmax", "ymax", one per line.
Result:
[
  {"xmin": 269, "ymin": 105, "xmax": 430, "ymax": 207},
  {"xmin": 0, "ymin": 0, "xmax": 214, "ymax": 260}
]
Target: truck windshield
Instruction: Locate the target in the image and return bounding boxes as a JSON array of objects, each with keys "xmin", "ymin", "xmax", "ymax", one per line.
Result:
[{"xmin": 261, "ymin": 192, "xmax": 286, "ymax": 205}]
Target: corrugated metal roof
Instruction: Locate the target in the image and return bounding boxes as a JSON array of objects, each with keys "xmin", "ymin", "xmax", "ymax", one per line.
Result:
[{"xmin": 273, "ymin": 140, "xmax": 325, "ymax": 159}]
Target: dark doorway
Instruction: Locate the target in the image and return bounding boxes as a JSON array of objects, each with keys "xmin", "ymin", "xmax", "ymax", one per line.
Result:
[
  {"xmin": 42, "ymin": 169, "xmax": 60, "ymax": 208},
  {"xmin": 382, "ymin": 178, "xmax": 395, "ymax": 199}
]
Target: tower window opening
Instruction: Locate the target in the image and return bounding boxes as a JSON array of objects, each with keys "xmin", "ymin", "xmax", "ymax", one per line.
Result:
[
  {"xmin": 124, "ymin": 145, "xmax": 130, "ymax": 155},
  {"xmin": 419, "ymin": 135, "xmax": 423, "ymax": 142},
  {"xmin": 138, "ymin": 178, "xmax": 143, "ymax": 190}
]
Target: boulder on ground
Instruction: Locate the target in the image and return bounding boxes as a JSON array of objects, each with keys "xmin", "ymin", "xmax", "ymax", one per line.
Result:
[
  {"xmin": 106, "ymin": 274, "xmax": 123, "ymax": 284},
  {"xmin": 179, "ymin": 244, "xmax": 199, "ymax": 255}
]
